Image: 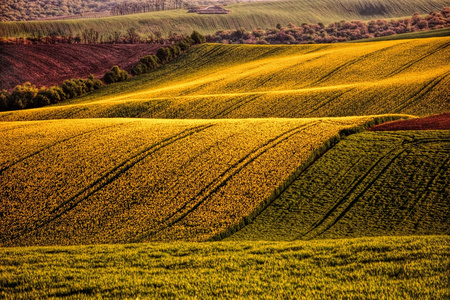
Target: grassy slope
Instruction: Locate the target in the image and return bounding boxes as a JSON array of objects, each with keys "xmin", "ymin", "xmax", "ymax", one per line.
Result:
[
  {"xmin": 1, "ymin": 116, "xmax": 402, "ymax": 246},
  {"xmin": 1, "ymin": 37, "xmax": 448, "ymax": 121},
  {"xmin": 229, "ymin": 130, "xmax": 450, "ymax": 241},
  {"xmin": 0, "ymin": 0, "xmax": 448, "ymax": 37},
  {"xmin": 351, "ymin": 27, "xmax": 450, "ymax": 42},
  {"xmin": 1, "ymin": 236, "xmax": 448, "ymax": 299}
]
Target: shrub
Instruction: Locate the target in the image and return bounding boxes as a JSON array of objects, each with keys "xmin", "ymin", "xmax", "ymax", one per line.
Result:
[
  {"xmin": 170, "ymin": 45, "xmax": 182, "ymax": 57},
  {"xmin": 132, "ymin": 55, "xmax": 160, "ymax": 75},
  {"xmin": 178, "ymin": 37, "xmax": 194, "ymax": 51},
  {"xmin": 103, "ymin": 65, "xmax": 130, "ymax": 84},
  {"xmin": 0, "ymin": 90, "xmax": 10, "ymax": 111},
  {"xmin": 191, "ymin": 30, "xmax": 206, "ymax": 44},
  {"xmin": 156, "ymin": 47, "xmax": 173, "ymax": 64},
  {"xmin": 10, "ymin": 82, "xmax": 39, "ymax": 109}
]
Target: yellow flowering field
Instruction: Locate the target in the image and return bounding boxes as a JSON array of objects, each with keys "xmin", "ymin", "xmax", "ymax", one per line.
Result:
[
  {"xmin": 0, "ymin": 37, "xmax": 448, "ymax": 121},
  {"xmin": 0, "ymin": 115, "xmax": 405, "ymax": 246}
]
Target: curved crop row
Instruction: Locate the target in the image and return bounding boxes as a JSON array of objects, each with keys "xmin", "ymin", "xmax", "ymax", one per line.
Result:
[
  {"xmin": 0, "ymin": 116, "xmax": 402, "ymax": 246},
  {"xmin": 229, "ymin": 130, "xmax": 450, "ymax": 241},
  {"xmin": 1, "ymin": 37, "xmax": 448, "ymax": 121}
]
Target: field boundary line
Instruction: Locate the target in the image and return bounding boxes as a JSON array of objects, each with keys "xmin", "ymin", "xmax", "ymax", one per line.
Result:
[{"xmin": 216, "ymin": 116, "xmax": 407, "ymax": 241}]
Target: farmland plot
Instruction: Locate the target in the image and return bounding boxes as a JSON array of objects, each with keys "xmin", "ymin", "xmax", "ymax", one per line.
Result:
[
  {"xmin": 0, "ymin": 116, "xmax": 401, "ymax": 246},
  {"xmin": 230, "ymin": 130, "xmax": 450, "ymax": 241},
  {"xmin": 1, "ymin": 37, "xmax": 448, "ymax": 121}
]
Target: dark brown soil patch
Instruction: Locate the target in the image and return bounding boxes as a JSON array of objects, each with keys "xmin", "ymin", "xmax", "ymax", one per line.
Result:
[
  {"xmin": 368, "ymin": 113, "xmax": 450, "ymax": 131},
  {"xmin": 0, "ymin": 44, "xmax": 161, "ymax": 91}
]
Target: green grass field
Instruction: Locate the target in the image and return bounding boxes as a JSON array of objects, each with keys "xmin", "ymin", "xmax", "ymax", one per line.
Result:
[
  {"xmin": 229, "ymin": 130, "xmax": 450, "ymax": 241},
  {"xmin": 350, "ymin": 27, "xmax": 450, "ymax": 42},
  {"xmin": 0, "ymin": 0, "xmax": 448, "ymax": 38},
  {"xmin": 1, "ymin": 37, "xmax": 449, "ymax": 122},
  {"xmin": 1, "ymin": 236, "xmax": 449, "ymax": 299}
]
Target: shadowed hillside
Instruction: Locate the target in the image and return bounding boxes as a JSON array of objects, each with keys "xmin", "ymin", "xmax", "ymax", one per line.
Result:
[{"xmin": 229, "ymin": 130, "xmax": 450, "ymax": 241}]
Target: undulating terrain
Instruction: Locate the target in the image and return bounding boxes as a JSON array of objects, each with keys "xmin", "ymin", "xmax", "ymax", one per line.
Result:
[
  {"xmin": 229, "ymin": 130, "xmax": 450, "ymax": 241},
  {"xmin": 1, "ymin": 116, "xmax": 403, "ymax": 246},
  {"xmin": 1, "ymin": 37, "xmax": 448, "ymax": 121},
  {"xmin": 1, "ymin": 0, "xmax": 448, "ymax": 38},
  {"xmin": 1, "ymin": 1, "xmax": 449, "ymax": 297},
  {"xmin": 1, "ymin": 236, "xmax": 448, "ymax": 299}
]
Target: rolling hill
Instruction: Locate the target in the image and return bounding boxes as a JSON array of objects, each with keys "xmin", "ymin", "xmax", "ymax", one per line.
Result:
[
  {"xmin": 228, "ymin": 130, "xmax": 450, "ymax": 241},
  {"xmin": 1, "ymin": 37, "xmax": 448, "ymax": 121},
  {"xmin": 0, "ymin": 116, "xmax": 400, "ymax": 246},
  {"xmin": 0, "ymin": 44, "xmax": 160, "ymax": 91},
  {"xmin": 1, "ymin": 0, "xmax": 448, "ymax": 38},
  {"xmin": 1, "ymin": 3, "xmax": 449, "ymax": 297}
]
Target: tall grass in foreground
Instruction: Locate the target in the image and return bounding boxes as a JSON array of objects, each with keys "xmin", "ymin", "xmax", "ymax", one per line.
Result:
[{"xmin": 0, "ymin": 236, "xmax": 448, "ymax": 299}]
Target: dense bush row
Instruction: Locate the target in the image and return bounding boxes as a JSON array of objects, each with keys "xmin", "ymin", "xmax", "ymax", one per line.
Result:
[
  {"xmin": 207, "ymin": 8, "xmax": 450, "ymax": 44},
  {"xmin": 132, "ymin": 31, "xmax": 204, "ymax": 75},
  {"xmin": 0, "ymin": 75, "xmax": 103, "ymax": 111},
  {"xmin": 0, "ymin": 31, "xmax": 205, "ymax": 112}
]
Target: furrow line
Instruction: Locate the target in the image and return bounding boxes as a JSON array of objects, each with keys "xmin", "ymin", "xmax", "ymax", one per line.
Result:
[
  {"xmin": 298, "ymin": 143, "xmax": 408, "ymax": 239},
  {"xmin": 210, "ymin": 94, "xmax": 260, "ymax": 118},
  {"xmin": 0, "ymin": 123, "xmax": 124, "ymax": 175},
  {"xmin": 397, "ymin": 154, "xmax": 450, "ymax": 230},
  {"xmin": 131, "ymin": 122, "xmax": 317, "ymax": 242},
  {"xmin": 312, "ymin": 42, "xmax": 407, "ymax": 86},
  {"xmin": 386, "ymin": 41, "xmax": 450, "ymax": 78},
  {"xmin": 392, "ymin": 69, "xmax": 450, "ymax": 113},
  {"xmin": 7, "ymin": 124, "xmax": 214, "ymax": 243},
  {"xmin": 305, "ymin": 88, "xmax": 356, "ymax": 115},
  {"xmin": 313, "ymin": 147, "xmax": 411, "ymax": 238},
  {"xmin": 305, "ymin": 137, "xmax": 449, "ymax": 239}
]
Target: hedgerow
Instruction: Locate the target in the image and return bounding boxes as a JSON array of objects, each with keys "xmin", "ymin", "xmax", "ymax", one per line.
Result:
[
  {"xmin": 207, "ymin": 8, "xmax": 450, "ymax": 44},
  {"xmin": 0, "ymin": 75, "xmax": 103, "ymax": 111},
  {"xmin": 1, "ymin": 31, "xmax": 206, "ymax": 112}
]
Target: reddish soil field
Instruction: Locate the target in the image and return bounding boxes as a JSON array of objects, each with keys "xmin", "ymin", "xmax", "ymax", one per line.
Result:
[
  {"xmin": 369, "ymin": 113, "xmax": 450, "ymax": 131},
  {"xmin": 0, "ymin": 44, "xmax": 161, "ymax": 90}
]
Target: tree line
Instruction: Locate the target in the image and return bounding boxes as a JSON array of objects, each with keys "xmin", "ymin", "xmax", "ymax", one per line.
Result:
[
  {"xmin": 0, "ymin": 31, "xmax": 205, "ymax": 112},
  {"xmin": 0, "ymin": 28, "xmax": 185, "ymax": 45},
  {"xmin": 207, "ymin": 8, "xmax": 450, "ymax": 44},
  {"xmin": 0, "ymin": 0, "xmax": 118, "ymax": 22},
  {"xmin": 110, "ymin": 0, "xmax": 184, "ymax": 16}
]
